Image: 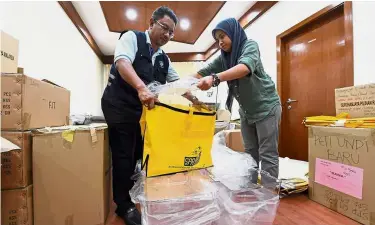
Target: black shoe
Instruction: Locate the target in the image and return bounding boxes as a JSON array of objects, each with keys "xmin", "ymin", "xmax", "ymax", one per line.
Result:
[{"xmin": 118, "ymin": 207, "xmax": 141, "ymax": 225}]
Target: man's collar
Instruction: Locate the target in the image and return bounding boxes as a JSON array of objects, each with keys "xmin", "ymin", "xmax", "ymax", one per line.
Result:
[
  {"xmin": 145, "ymin": 30, "xmax": 152, "ymax": 45},
  {"xmin": 145, "ymin": 30, "xmax": 162, "ymax": 54}
]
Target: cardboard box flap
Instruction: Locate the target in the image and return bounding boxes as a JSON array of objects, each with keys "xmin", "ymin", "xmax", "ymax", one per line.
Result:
[
  {"xmin": 309, "ymin": 126, "xmax": 374, "ymax": 138},
  {"xmin": 33, "ymin": 123, "xmax": 107, "ymax": 134},
  {"xmin": 1, "ymin": 74, "xmax": 66, "ymax": 89},
  {"xmin": 1, "ymin": 136, "xmax": 20, "ymax": 153},
  {"xmin": 1, "ymin": 30, "xmax": 19, "ymax": 74},
  {"xmin": 41, "ymin": 79, "xmax": 65, "ymax": 89},
  {"xmin": 335, "ymin": 83, "xmax": 375, "ymax": 118},
  {"xmin": 33, "ymin": 124, "xmax": 107, "ymax": 144}
]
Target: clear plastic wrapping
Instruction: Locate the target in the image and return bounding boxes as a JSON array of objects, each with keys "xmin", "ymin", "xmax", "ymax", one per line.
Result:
[
  {"xmin": 130, "ymin": 131, "xmax": 280, "ymax": 225},
  {"xmin": 212, "ymin": 171, "xmax": 280, "ymax": 225},
  {"xmin": 130, "ymin": 169, "xmax": 221, "ymax": 225},
  {"xmin": 210, "ymin": 131, "xmax": 258, "ymax": 178},
  {"xmin": 142, "ymin": 201, "xmax": 220, "ymax": 225},
  {"xmin": 208, "ymin": 131, "xmax": 280, "ymax": 225},
  {"xmin": 147, "ymin": 77, "xmax": 200, "ymax": 96},
  {"xmin": 214, "ymin": 121, "xmax": 230, "ymax": 134}
]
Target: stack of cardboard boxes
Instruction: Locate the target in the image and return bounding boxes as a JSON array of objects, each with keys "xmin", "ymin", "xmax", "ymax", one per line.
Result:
[
  {"xmin": 308, "ymin": 83, "xmax": 375, "ymax": 225},
  {"xmin": 1, "ymin": 30, "xmax": 33, "ymax": 225},
  {"xmin": 1, "ymin": 30, "xmax": 70, "ymax": 225},
  {"xmin": 1, "ymin": 31, "xmax": 111, "ymax": 225}
]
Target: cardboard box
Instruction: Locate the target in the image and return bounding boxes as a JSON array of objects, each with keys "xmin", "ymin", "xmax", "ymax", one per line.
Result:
[
  {"xmin": 1, "ymin": 74, "xmax": 70, "ymax": 130},
  {"xmin": 1, "ymin": 131, "xmax": 32, "ymax": 190},
  {"xmin": 224, "ymin": 130, "xmax": 245, "ymax": 152},
  {"xmin": 32, "ymin": 124, "xmax": 110, "ymax": 225},
  {"xmin": 1, "ymin": 185, "xmax": 33, "ymax": 225},
  {"xmin": 308, "ymin": 126, "xmax": 375, "ymax": 225},
  {"xmin": 1, "ymin": 31, "xmax": 19, "ymax": 73},
  {"xmin": 335, "ymin": 83, "xmax": 375, "ymax": 118}
]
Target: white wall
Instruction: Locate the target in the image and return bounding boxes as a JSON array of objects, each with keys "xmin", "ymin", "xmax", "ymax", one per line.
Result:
[
  {"xmin": 171, "ymin": 61, "xmax": 206, "ymax": 78},
  {"xmin": 352, "ymin": 1, "xmax": 375, "ymax": 85},
  {"xmin": 0, "ymin": 1, "xmax": 105, "ymax": 116}
]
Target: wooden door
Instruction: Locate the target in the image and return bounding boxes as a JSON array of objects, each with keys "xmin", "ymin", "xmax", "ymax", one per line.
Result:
[{"xmin": 278, "ymin": 3, "xmax": 354, "ymax": 161}]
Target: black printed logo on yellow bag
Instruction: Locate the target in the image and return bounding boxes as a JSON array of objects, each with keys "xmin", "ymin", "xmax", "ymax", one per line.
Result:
[{"xmin": 184, "ymin": 146, "xmax": 202, "ymax": 167}]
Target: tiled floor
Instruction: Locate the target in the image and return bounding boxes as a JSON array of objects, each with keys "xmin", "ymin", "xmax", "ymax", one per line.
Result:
[{"xmin": 105, "ymin": 193, "xmax": 359, "ymax": 225}]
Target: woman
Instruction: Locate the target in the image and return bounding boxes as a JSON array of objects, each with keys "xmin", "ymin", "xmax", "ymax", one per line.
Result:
[{"xmin": 194, "ymin": 18, "xmax": 282, "ymax": 179}]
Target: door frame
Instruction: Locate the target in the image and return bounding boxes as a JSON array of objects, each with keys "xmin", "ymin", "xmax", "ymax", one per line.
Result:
[{"xmin": 276, "ymin": 2, "xmax": 354, "ymax": 158}]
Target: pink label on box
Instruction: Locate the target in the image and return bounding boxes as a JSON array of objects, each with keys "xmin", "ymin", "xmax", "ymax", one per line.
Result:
[{"xmin": 315, "ymin": 158, "xmax": 364, "ymax": 199}]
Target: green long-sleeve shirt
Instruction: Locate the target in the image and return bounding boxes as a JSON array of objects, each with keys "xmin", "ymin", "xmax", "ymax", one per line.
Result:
[{"xmin": 198, "ymin": 39, "xmax": 280, "ymax": 123}]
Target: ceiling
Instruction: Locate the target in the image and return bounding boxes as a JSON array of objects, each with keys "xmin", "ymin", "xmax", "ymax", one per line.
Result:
[
  {"xmin": 60, "ymin": 1, "xmax": 277, "ymax": 64},
  {"xmin": 99, "ymin": 1, "xmax": 225, "ymax": 45}
]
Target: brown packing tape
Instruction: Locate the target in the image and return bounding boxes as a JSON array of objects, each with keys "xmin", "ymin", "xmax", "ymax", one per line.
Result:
[
  {"xmin": 22, "ymin": 112, "xmax": 31, "ymax": 130},
  {"xmin": 329, "ymin": 197, "xmax": 338, "ymax": 212},
  {"xmin": 310, "ymin": 182, "xmax": 315, "ymax": 198},
  {"xmin": 371, "ymin": 130, "xmax": 375, "ymax": 147},
  {"xmin": 308, "ymin": 126, "xmax": 314, "ymax": 138},
  {"xmin": 90, "ymin": 127, "xmax": 98, "ymax": 143},
  {"xmin": 63, "ymin": 139, "xmax": 73, "ymax": 150},
  {"xmin": 65, "ymin": 215, "xmax": 74, "ymax": 225},
  {"xmin": 24, "ymin": 187, "xmax": 30, "ymax": 223},
  {"xmin": 310, "ymin": 125, "xmax": 373, "ymax": 138},
  {"xmin": 14, "ymin": 74, "xmax": 25, "ymax": 84},
  {"xmin": 17, "ymin": 67, "xmax": 24, "ymax": 74},
  {"xmin": 370, "ymin": 212, "xmax": 375, "ymax": 225}
]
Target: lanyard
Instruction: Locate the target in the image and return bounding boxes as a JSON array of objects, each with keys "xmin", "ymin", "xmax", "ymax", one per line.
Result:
[{"xmin": 149, "ymin": 44, "xmax": 154, "ymax": 57}]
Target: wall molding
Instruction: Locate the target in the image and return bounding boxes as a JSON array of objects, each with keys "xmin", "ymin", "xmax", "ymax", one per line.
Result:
[{"xmin": 58, "ymin": 1, "xmax": 104, "ymax": 62}]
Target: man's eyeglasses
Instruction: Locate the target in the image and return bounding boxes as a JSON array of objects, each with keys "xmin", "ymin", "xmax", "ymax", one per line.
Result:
[{"xmin": 155, "ymin": 20, "xmax": 174, "ymax": 39}]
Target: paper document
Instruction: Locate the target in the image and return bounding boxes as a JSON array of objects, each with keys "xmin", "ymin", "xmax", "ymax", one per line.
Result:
[{"xmin": 1, "ymin": 137, "xmax": 20, "ymax": 153}]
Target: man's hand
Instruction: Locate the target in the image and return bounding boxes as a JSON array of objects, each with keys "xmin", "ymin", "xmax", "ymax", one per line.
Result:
[
  {"xmin": 192, "ymin": 100, "xmax": 210, "ymax": 111},
  {"xmin": 197, "ymin": 76, "xmax": 213, "ymax": 91},
  {"xmin": 182, "ymin": 91, "xmax": 210, "ymax": 111},
  {"xmin": 137, "ymin": 86, "xmax": 157, "ymax": 109}
]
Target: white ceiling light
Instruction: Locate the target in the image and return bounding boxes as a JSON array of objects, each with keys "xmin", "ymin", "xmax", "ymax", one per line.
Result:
[
  {"xmin": 180, "ymin": 18, "xmax": 190, "ymax": 30},
  {"xmin": 126, "ymin": 8, "xmax": 137, "ymax": 21}
]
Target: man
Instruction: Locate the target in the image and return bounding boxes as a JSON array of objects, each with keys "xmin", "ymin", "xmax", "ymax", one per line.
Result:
[{"xmin": 101, "ymin": 6, "xmax": 199, "ymax": 225}]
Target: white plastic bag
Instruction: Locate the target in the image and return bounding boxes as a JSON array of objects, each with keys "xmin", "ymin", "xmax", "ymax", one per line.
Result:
[{"xmin": 210, "ymin": 131, "xmax": 258, "ymax": 179}]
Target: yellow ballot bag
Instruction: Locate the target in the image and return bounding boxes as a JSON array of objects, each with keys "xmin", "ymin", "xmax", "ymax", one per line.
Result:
[{"xmin": 140, "ymin": 102, "xmax": 216, "ymax": 177}]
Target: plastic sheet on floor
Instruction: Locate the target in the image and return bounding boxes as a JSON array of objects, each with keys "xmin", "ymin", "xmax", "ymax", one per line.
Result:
[
  {"xmin": 210, "ymin": 171, "xmax": 280, "ymax": 225},
  {"xmin": 208, "ymin": 131, "xmax": 280, "ymax": 225}
]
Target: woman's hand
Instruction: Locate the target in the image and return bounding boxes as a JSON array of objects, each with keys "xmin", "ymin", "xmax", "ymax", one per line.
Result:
[{"xmin": 197, "ymin": 76, "xmax": 213, "ymax": 91}]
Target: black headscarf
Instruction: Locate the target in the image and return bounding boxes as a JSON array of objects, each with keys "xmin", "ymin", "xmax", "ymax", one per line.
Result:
[{"xmin": 212, "ymin": 18, "xmax": 248, "ymax": 111}]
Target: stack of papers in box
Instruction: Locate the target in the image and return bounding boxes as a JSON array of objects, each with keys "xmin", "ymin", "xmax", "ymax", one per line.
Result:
[
  {"xmin": 278, "ymin": 157, "xmax": 309, "ymax": 196},
  {"xmin": 303, "ymin": 113, "xmax": 375, "ymax": 128}
]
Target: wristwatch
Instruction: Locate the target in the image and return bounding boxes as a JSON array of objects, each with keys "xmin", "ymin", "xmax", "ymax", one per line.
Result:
[{"xmin": 211, "ymin": 73, "xmax": 221, "ymax": 87}]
